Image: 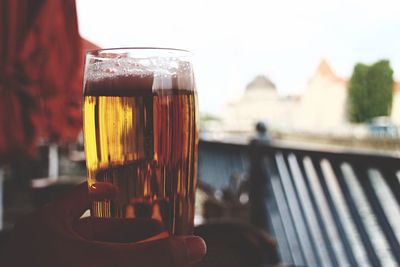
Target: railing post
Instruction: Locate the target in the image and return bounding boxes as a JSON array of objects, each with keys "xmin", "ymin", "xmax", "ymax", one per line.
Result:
[
  {"xmin": 331, "ymin": 160, "xmax": 382, "ymax": 267},
  {"xmin": 380, "ymin": 168, "xmax": 400, "ymax": 205},
  {"xmin": 297, "ymin": 156, "xmax": 339, "ymax": 266},
  {"xmin": 353, "ymin": 162, "xmax": 400, "ymax": 264},
  {"xmin": 283, "ymin": 153, "xmax": 323, "ymax": 267},
  {"xmin": 266, "ymin": 153, "xmax": 300, "ymax": 264},
  {"xmin": 311, "ymin": 157, "xmax": 357, "ymax": 267}
]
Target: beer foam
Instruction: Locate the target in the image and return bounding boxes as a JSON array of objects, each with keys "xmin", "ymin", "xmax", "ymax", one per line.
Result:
[
  {"xmin": 84, "ymin": 57, "xmax": 194, "ymax": 95},
  {"xmin": 86, "ymin": 57, "xmax": 192, "ymax": 81}
]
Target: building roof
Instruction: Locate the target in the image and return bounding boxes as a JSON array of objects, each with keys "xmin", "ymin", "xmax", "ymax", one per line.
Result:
[
  {"xmin": 246, "ymin": 75, "xmax": 276, "ymax": 90},
  {"xmin": 316, "ymin": 59, "xmax": 336, "ymax": 77},
  {"xmin": 394, "ymin": 81, "xmax": 400, "ymax": 92},
  {"xmin": 313, "ymin": 59, "xmax": 347, "ymax": 84}
]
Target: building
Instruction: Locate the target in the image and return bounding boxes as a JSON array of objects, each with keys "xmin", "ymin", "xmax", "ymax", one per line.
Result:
[
  {"xmin": 220, "ymin": 60, "xmax": 400, "ymax": 136},
  {"xmin": 293, "ymin": 60, "xmax": 349, "ymax": 134},
  {"xmin": 220, "ymin": 75, "xmax": 298, "ymax": 132},
  {"xmin": 391, "ymin": 83, "xmax": 400, "ymax": 125}
]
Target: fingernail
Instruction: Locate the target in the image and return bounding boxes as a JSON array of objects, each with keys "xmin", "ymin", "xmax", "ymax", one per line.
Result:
[{"xmin": 184, "ymin": 236, "xmax": 207, "ymax": 265}]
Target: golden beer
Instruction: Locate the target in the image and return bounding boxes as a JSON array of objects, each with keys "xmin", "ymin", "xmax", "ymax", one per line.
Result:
[{"xmin": 83, "ymin": 49, "xmax": 198, "ymax": 235}]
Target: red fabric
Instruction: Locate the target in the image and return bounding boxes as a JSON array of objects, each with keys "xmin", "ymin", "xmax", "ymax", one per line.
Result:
[{"xmin": 0, "ymin": 0, "xmax": 92, "ymax": 161}]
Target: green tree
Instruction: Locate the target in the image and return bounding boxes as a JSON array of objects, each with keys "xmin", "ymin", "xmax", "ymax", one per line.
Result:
[
  {"xmin": 348, "ymin": 63, "xmax": 369, "ymax": 122},
  {"xmin": 348, "ymin": 60, "xmax": 394, "ymax": 123}
]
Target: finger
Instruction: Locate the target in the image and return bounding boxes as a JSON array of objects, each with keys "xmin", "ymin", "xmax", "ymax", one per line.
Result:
[
  {"xmin": 50, "ymin": 182, "xmax": 119, "ymax": 221},
  {"xmin": 88, "ymin": 235, "xmax": 206, "ymax": 267},
  {"xmin": 72, "ymin": 218, "xmax": 166, "ymax": 243},
  {"xmin": 49, "ymin": 182, "xmax": 90, "ymax": 220}
]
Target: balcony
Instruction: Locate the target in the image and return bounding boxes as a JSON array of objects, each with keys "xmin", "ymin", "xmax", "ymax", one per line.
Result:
[
  {"xmin": 0, "ymin": 138, "xmax": 398, "ymax": 266},
  {"xmin": 198, "ymin": 139, "xmax": 400, "ymax": 267}
]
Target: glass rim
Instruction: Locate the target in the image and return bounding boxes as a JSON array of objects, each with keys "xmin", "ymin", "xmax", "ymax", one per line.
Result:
[{"xmin": 86, "ymin": 47, "xmax": 192, "ymax": 60}]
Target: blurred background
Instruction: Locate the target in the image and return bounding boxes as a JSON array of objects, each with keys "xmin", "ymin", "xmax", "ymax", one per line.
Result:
[
  {"xmin": 1, "ymin": 0, "xmax": 399, "ymax": 266},
  {"xmin": 77, "ymin": 0, "xmax": 400, "ymax": 152}
]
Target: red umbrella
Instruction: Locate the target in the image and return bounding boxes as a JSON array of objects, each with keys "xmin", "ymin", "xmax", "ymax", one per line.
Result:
[{"xmin": 0, "ymin": 0, "xmax": 89, "ymax": 162}]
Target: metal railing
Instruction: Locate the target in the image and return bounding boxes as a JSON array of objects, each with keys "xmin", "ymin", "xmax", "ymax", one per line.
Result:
[{"xmin": 198, "ymin": 140, "xmax": 400, "ymax": 267}]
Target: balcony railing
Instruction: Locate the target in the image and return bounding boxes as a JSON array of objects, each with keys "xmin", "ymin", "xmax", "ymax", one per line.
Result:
[{"xmin": 198, "ymin": 140, "xmax": 400, "ymax": 267}]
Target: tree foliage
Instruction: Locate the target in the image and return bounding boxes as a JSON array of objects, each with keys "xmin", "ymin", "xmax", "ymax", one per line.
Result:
[{"xmin": 348, "ymin": 60, "xmax": 394, "ymax": 123}]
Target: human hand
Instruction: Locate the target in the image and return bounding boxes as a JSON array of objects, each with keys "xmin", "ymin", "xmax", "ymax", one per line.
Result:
[{"xmin": 5, "ymin": 183, "xmax": 206, "ymax": 267}]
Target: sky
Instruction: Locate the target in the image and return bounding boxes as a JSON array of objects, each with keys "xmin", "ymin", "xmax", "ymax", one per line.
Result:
[{"xmin": 77, "ymin": 0, "xmax": 400, "ymax": 114}]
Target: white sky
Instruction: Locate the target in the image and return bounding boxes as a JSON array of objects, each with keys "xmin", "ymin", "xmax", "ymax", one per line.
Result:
[{"xmin": 77, "ymin": 0, "xmax": 400, "ymax": 113}]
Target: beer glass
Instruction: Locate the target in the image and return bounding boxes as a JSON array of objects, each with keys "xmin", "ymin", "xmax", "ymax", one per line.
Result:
[{"xmin": 83, "ymin": 48, "xmax": 198, "ymax": 235}]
